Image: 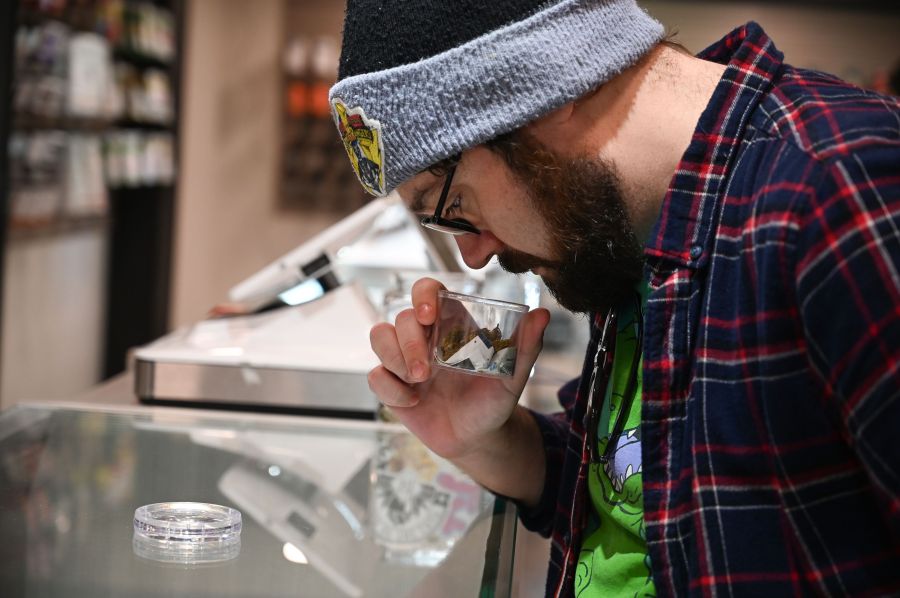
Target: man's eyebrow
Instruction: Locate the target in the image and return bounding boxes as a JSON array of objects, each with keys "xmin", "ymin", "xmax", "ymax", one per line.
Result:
[{"xmin": 409, "ymin": 181, "xmax": 439, "ymax": 213}]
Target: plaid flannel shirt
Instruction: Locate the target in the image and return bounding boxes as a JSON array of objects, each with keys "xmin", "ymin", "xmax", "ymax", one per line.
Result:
[{"xmin": 518, "ymin": 22, "xmax": 900, "ymax": 597}]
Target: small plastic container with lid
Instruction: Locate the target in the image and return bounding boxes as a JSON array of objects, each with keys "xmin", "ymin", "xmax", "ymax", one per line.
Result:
[
  {"xmin": 133, "ymin": 502, "xmax": 242, "ymax": 564},
  {"xmin": 431, "ymin": 290, "xmax": 529, "ymax": 378}
]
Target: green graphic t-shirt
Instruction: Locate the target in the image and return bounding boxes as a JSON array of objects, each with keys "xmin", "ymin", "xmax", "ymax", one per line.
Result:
[{"xmin": 575, "ymin": 286, "xmax": 656, "ymax": 598}]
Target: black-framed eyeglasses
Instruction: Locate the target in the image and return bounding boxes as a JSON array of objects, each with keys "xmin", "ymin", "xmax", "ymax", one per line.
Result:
[
  {"xmin": 419, "ymin": 160, "xmax": 480, "ymax": 236},
  {"xmin": 587, "ymin": 293, "xmax": 644, "ymax": 464}
]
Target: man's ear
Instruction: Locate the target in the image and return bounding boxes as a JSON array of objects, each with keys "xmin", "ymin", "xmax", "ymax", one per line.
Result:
[
  {"xmin": 524, "ymin": 102, "xmax": 578, "ymax": 148},
  {"xmin": 525, "ymin": 101, "xmax": 576, "ymax": 138}
]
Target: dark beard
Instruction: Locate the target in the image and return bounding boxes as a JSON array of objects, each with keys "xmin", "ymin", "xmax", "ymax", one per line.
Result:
[{"xmin": 490, "ymin": 133, "xmax": 644, "ymax": 314}]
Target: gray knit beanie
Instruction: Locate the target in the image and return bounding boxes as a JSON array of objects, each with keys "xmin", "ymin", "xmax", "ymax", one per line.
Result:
[{"xmin": 329, "ymin": 0, "xmax": 664, "ymax": 197}]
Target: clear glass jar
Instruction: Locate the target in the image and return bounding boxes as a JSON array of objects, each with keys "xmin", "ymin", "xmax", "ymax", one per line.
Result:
[{"xmin": 431, "ymin": 290, "xmax": 529, "ymax": 378}]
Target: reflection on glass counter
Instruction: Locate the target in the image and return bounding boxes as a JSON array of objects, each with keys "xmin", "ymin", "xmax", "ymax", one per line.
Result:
[{"xmin": 0, "ymin": 405, "xmax": 515, "ymax": 598}]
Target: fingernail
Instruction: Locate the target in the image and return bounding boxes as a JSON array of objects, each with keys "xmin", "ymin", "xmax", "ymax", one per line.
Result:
[
  {"xmin": 411, "ymin": 361, "xmax": 426, "ymax": 381},
  {"xmin": 416, "ymin": 304, "xmax": 432, "ymax": 320}
]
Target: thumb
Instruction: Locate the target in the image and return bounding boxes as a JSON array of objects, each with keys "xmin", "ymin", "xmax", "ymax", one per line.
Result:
[{"xmin": 508, "ymin": 307, "xmax": 551, "ymax": 393}]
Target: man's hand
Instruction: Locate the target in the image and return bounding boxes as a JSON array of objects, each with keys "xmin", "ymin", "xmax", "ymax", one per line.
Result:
[{"xmin": 368, "ymin": 277, "xmax": 551, "ymax": 503}]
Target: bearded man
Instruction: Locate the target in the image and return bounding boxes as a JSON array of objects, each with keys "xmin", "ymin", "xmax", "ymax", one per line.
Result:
[{"xmin": 328, "ymin": 1, "xmax": 900, "ymax": 595}]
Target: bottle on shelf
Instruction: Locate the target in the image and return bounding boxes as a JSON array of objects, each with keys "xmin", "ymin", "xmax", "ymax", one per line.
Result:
[{"xmin": 8, "ymin": 1, "xmax": 178, "ymax": 233}]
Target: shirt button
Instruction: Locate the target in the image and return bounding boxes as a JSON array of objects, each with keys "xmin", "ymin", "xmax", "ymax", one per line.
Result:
[{"xmin": 689, "ymin": 245, "xmax": 703, "ymax": 260}]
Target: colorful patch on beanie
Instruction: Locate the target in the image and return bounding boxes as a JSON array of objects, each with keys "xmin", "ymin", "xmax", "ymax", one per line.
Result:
[{"xmin": 332, "ymin": 99, "xmax": 385, "ymax": 196}]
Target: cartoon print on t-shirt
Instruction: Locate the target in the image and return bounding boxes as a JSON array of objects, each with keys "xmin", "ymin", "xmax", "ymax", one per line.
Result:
[{"xmin": 576, "ymin": 309, "xmax": 655, "ymax": 597}]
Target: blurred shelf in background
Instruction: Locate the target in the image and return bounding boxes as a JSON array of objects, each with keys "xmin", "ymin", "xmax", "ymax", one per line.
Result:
[
  {"xmin": 8, "ymin": 213, "xmax": 111, "ymax": 242},
  {"xmin": 280, "ymin": 2, "xmax": 367, "ymax": 214},
  {"xmin": 0, "ymin": 0, "xmax": 183, "ymax": 407}
]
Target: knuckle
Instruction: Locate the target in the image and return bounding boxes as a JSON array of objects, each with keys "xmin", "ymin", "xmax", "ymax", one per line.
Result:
[
  {"xmin": 388, "ymin": 387, "xmax": 404, "ymax": 406},
  {"xmin": 367, "ymin": 366, "xmax": 413, "ymax": 407},
  {"xmin": 411, "ymin": 277, "xmax": 433, "ymax": 295},
  {"xmin": 367, "ymin": 368, "xmax": 379, "ymax": 391},
  {"xmin": 412, "ymin": 277, "xmax": 441, "ymax": 302},
  {"xmin": 394, "ymin": 308, "xmax": 417, "ymax": 327},
  {"xmin": 369, "ymin": 322, "xmax": 392, "ymax": 345},
  {"xmin": 390, "ymin": 385, "xmax": 413, "ymax": 407},
  {"xmin": 401, "ymin": 338, "xmax": 424, "ymax": 356}
]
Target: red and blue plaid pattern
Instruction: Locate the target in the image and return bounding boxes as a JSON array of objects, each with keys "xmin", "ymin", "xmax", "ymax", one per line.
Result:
[{"xmin": 518, "ymin": 22, "xmax": 900, "ymax": 597}]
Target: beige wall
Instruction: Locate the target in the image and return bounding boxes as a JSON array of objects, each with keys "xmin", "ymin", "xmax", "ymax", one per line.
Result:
[
  {"xmin": 171, "ymin": 0, "xmax": 342, "ymax": 328},
  {"xmin": 284, "ymin": 0, "xmax": 345, "ymax": 36},
  {"xmin": 2, "ymin": 229, "xmax": 108, "ymax": 408},
  {"xmin": 641, "ymin": 2, "xmax": 900, "ymax": 86}
]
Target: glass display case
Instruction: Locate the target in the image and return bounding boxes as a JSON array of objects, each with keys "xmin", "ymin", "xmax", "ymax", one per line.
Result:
[{"xmin": 0, "ymin": 404, "xmax": 516, "ymax": 597}]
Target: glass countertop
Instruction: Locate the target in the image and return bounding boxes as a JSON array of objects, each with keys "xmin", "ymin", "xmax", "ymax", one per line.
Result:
[{"xmin": 0, "ymin": 405, "xmax": 516, "ymax": 597}]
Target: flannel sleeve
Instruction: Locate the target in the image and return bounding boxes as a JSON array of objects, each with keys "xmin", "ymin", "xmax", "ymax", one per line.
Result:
[
  {"xmin": 794, "ymin": 144, "xmax": 900, "ymax": 535},
  {"xmin": 512, "ymin": 377, "xmax": 580, "ymax": 537}
]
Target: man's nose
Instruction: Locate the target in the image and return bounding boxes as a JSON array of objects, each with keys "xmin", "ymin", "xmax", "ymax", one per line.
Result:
[{"xmin": 454, "ymin": 230, "xmax": 504, "ymax": 270}]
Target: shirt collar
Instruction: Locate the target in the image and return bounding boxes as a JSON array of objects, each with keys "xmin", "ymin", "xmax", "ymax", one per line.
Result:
[{"xmin": 644, "ymin": 22, "xmax": 785, "ymax": 269}]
